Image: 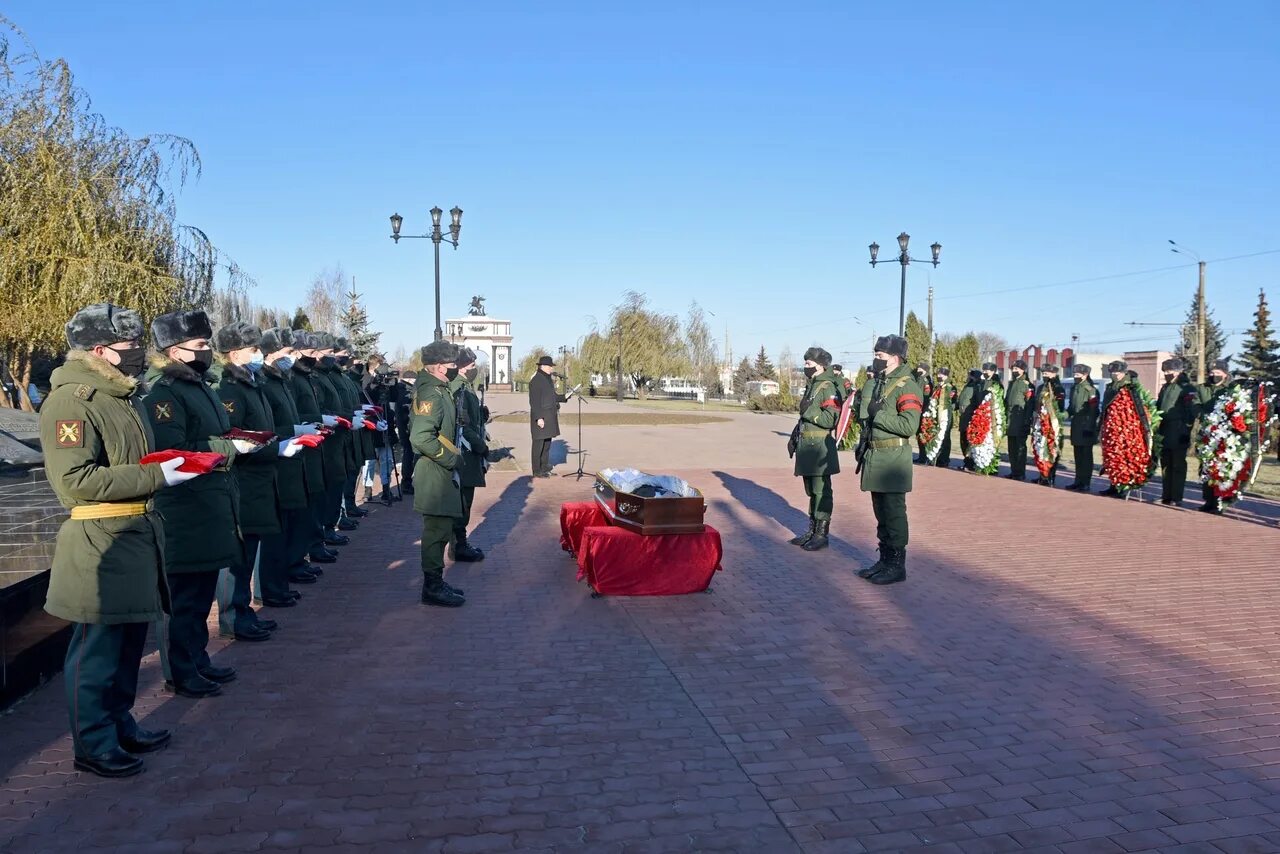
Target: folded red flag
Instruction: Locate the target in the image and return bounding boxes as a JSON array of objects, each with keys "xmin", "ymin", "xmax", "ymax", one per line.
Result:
[
  {"xmin": 335, "ymin": 416, "xmax": 352, "ymax": 430},
  {"xmin": 316, "ymin": 426, "xmax": 335, "ymax": 437},
  {"xmin": 361, "ymin": 419, "xmax": 377, "ymax": 431},
  {"xmin": 365, "ymin": 405, "xmax": 384, "ymax": 416},
  {"xmin": 292, "ymin": 434, "xmax": 324, "ymax": 448},
  {"xmin": 224, "ymin": 428, "xmax": 275, "ymax": 445},
  {"xmin": 139, "ymin": 450, "xmax": 227, "ymax": 473}
]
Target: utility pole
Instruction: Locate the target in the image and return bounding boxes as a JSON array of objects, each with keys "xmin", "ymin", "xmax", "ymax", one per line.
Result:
[
  {"xmin": 615, "ymin": 326, "xmax": 624, "ymax": 402},
  {"xmin": 926, "ymin": 285, "xmax": 935, "ymax": 369},
  {"xmin": 1196, "ymin": 260, "xmax": 1207, "ymax": 382}
]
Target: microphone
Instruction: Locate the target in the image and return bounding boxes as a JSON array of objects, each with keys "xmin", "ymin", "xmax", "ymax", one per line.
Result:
[{"xmin": 551, "ymin": 372, "xmax": 564, "ymax": 378}]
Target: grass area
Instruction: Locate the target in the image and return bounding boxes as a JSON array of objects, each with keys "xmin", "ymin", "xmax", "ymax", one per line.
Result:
[
  {"xmin": 1250, "ymin": 456, "xmax": 1280, "ymax": 499},
  {"xmin": 492, "ymin": 412, "xmax": 730, "ymax": 426},
  {"xmin": 615, "ymin": 398, "xmax": 747, "ymax": 413}
]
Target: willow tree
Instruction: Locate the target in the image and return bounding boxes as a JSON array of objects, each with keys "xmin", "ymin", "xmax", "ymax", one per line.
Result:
[
  {"xmin": 580, "ymin": 291, "xmax": 688, "ymax": 399},
  {"xmin": 0, "ymin": 23, "xmax": 229, "ymax": 409}
]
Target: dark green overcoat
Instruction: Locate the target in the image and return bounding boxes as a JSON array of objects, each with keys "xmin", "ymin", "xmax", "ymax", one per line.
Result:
[
  {"xmin": 288, "ymin": 360, "xmax": 328, "ymax": 496},
  {"xmin": 452, "ymin": 376, "xmax": 489, "ymax": 488},
  {"xmin": 1068, "ymin": 378, "xmax": 1100, "ymax": 446},
  {"xmin": 793, "ymin": 370, "xmax": 842, "ymax": 477},
  {"xmin": 1156, "ymin": 375, "xmax": 1199, "ymax": 450},
  {"xmin": 309, "ymin": 360, "xmax": 352, "ymax": 484},
  {"xmin": 259, "ymin": 363, "xmax": 310, "ymax": 509},
  {"xmin": 1005, "ymin": 375, "xmax": 1035, "ymax": 437},
  {"xmin": 410, "ymin": 374, "xmax": 463, "ymax": 518},
  {"xmin": 216, "ymin": 361, "xmax": 282, "ymax": 536},
  {"xmin": 856, "ymin": 364, "xmax": 923, "ymax": 493}
]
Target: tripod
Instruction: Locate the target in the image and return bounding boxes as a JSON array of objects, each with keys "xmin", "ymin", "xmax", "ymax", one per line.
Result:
[{"xmin": 560, "ymin": 391, "xmax": 590, "ymax": 480}]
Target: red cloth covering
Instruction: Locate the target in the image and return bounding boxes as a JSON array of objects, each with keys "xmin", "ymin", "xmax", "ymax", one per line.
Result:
[
  {"xmin": 292, "ymin": 433, "xmax": 324, "ymax": 448},
  {"xmin": 559, "ymin": 501, "xmax": 608, "ymax": 555},
  {"xmin": 576, "ymin": 524, "xmax": 723, "ymax": 596},
  {"xmin": 334, "ymin": 416, "xmax": 352, "ymax": 430},
  {"xmin": 138, "ymin": 450, "xmax": 227, "ymax": 473}
]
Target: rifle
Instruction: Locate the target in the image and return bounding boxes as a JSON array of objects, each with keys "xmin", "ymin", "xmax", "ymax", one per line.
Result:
[{"xmin": 787, "ymin": 423, "xmax": 801, "ymax": 459}]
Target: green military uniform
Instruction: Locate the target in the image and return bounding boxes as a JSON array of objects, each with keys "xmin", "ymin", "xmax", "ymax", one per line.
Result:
[
  {"xmin": 955, "ymin": 372, "xmax": 980, "ymax": 469},
  {"xmin": 789, "ymin": 357, "xmax": 843, "ymax": 550},
  {"xmin": 450, "ymin": 370, "xmax": 489, "ymax": 560},
  {"xmin": 1005, "ymin": 364, "xmax": 1034, "ymax": 480},
  {"xmin": 42, "ymin": 339, "xmax": 170, "ymax": 772},
  {"xmin": 1097, "ymin": 367, "xmax": 1147, "ymax": 496},
  {"xmin": 258, "ymin": 351, "xmax": 314, "ymax": 602},
  {"xmin": 311, "ymin": 353, "xmax": 353, "ymax": 532},
  {"xmin": 1156, "ymin": 362, "xmax": 1199, "ymax": 505},
  {"xmin": 330, "ymin": 351, "xmax": 373, "ymax": 517},
  {"xmin": 288, "ymin": 348, "xmax": 333, "ymax": 561},
  {"xmin": 1066, "ymin": 372, "xmax": 1100, "ymax": 490},
  {"xmin": 854, "ymin": 341, "xmax": 922, "ymax": 585},
  {"xmin": 411, "ymin": 359, "xmax": 465, "ymax": 606}
]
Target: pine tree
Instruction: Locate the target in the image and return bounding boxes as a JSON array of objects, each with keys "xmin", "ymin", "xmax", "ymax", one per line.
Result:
[
  {"xmin": 1238, "ymin": 288, "xmax": 1280, "ymax": 381},
  {"xmin": 752, "ymin": 346, "xmax": 776, "ymax": 381},
  {"xmin": 291, "ymin": 307, "xmax": 311, "ymax": 331},
  {"xmin": 338, "ymin": 290, "xmax": 381, "ymax": 358},
  {"xmin": 1174, "ymin": 290, "xmax": 1226, "ymax": 382},
  {"xmin": 732, "ymin": 357, "xmax": 753, "ymax": 395}
]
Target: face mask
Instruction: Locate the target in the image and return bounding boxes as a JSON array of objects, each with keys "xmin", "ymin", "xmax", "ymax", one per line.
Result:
[
  {"xmin": 982, "ymin": 372, "xmax": 992, "ymax": 380},
  {"xmin": 1163, "ymin": 373, "xmax": 1176, "ymax": 382},
  {"xmin": 351, "ymin": 363, "xmax": 364, "ymax": 375},
  {"xmin": 299, "ymin": 355, "xmax": 316, "ymax": 368},
  {"xmin": 1210, "ymin": 374, "xmax": 1225, "ymax": 385},
  {"xmin": 445, "ymin": 367, "xmax": 459, "ymax": 381},
  {"xmin": 274, "ymin": 356, "xmax": 295, "ymax": 371},
  {"xmin": 245, "ymin": 352, "xmax": 265, "ymax": 373},
  {"xmin": 319, "ymin": 355, "xmax": 336, "ymax": 368},
  {"xmin": 465, "ymin": 367, "xmax": 479, "ymax": 382},
  {"xmin": 1012, "ymin": 370, "xmax": 1023, "ymax": 377},
  {"xmin": 337, "ymin": 355, "xmax": 350, "ymax": 367},
  {"xmin": 112, "ymin": 346, "xmax": 147, "ymax": 377},
  {"xmin": 871, "ymin": 358, "xmax": 888, "ymax": 374},
  {"xmin": 803, "ymin": 366, "xmax": 818, "ymax": 378},
  {"xmin": 182, "ymin": 348, "xmax": 213, "ymax": 374}
]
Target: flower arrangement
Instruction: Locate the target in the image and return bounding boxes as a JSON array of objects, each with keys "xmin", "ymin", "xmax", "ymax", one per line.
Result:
[
  {"xmin": 965, "ymin": 384, "xmax": 1006, "ymax": 475},
  {"xmin": 1197, "ymin": 381, "xmax": 1275, "ymax": 504},
  {"xmin": 1031, "ymin": 392, "xmax": 1061, "ymax": 478},
  {"xmin": 919, "ymin": 385, "xmax": 950, "ymax": 463},
  {"xmin": 1099, "ymin": 384, "xmax": 1162, "ymax": 492}
]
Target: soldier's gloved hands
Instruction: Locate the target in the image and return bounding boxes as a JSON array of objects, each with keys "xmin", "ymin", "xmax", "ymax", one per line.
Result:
[
  {"xmin": 158, "ymin": 456, "xmax": 201, "ymax": 487},
  {"xmin": 321, "ymin": 415, "xmax": 339, "ymax": 427},
  {"xmin": 353, "ymin": 415, "xmax": 366, "ymax": 430},
  {"xmin": 230, "ymin": 439, "xmax": 262, "ymax": 454},
  {"xmin": 293, "ymin": 424, "xmax": 319, "ymax": 437},
  {"xmin": 868, "ymin": 398, "xmax": 885, "ymax": 417},
  {"xmin": 278, "ymin": 439, "xmax": 305, "ymax": 458},
  {"xmin": 376, "ymin": 420, "xmax": 388, "ymax": 431}
]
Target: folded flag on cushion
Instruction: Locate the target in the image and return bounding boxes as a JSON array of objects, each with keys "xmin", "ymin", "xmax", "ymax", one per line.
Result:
[
  {"xmin": 224, "ymin": 427, "xmax": 275, "ymax": 445},
  {"xmin": 140, "ymin": 450, "xmax": 228, "ymax": 473}
]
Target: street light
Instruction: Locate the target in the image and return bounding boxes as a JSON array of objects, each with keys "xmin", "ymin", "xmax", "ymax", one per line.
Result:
[
  {"xmin": 387, "ymin": 206, "xmax": 464, "ymax": 342},
  {"xmin": 1169, "ymin": 239, "xmax": 1207, "ymax": 382},
  {"xmin": 869, "ymin": 232, "xmax": 941, "ymax": 337}
]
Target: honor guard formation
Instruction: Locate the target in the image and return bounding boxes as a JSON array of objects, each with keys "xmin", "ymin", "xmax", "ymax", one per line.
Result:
[{"xmin": 40, "ymin": 303, "xmax": 489, "ymax": 778}]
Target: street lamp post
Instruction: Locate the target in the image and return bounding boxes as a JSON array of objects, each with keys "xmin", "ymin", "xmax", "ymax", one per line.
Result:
[
  {"xmin": 388, "ymin": 206, "xmax": 463, "ymax": 342},
  {"xmin": 869, "ymin": 232, "xmax": 941, "ymax": 337}
]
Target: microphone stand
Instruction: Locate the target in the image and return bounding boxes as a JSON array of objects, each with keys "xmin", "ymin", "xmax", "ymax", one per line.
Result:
[{"xmin": 560, "ymin": 382, "xmax": 590, "ymax": 480}]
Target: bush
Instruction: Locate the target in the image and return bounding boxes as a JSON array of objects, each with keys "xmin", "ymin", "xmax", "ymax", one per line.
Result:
[{"xmin": 747, "ymin": 394, "xmax": 797, "ymax": 413}]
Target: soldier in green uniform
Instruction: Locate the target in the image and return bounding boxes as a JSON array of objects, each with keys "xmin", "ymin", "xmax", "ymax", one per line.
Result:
[
  {"xmin": 1156, "ymin": 357, "xmax": 1199, "ymax": 506},
  {"xmin": 1005, "ymin": 359, "xmax": 1034, "ymax": 480},
  {"xmin": 1064, "ymin": 364, "xmax": 1100, "ymax": 491},
  {"xmin": 307, "ymin": 332, "xmax": 357, "ymax": 543},
  {"xmin": 830, "ymin": 364, "xmax": 855, "ymax": 400},
  {"xmin": 333, "ymin": 336, "xmax": 375, "ymax": 521},
  {"xmin": 258, "ymin": 327, "xmax": 315, "ymax": 604},
  {"xmin": 955, "ymin": 368, "xmax": 981, "ymax": 470},
  {"xmin": 854, "ymin": 335, "xmax": 922, "ymax": 585},
  {"xmin": 1097, "ymin": 360, "xmax": 1146, "ymax": 496},
  {"xmin": 449, "ymin": 348, "xmax": 489, "ymax": 562},
  {"xmin": 787, "ymin": 347, "xmax": 843, "ymax": 551},
  {"xmin": 42, "ymin": 303, "xmax": 201, "ymax": 777},
  {"xmin": 144, "ymin": 310, "xmax": 256, "ymax": 699},
  {"xmin": 913, "ymin": 363, "xmax": 933, "ymax": 464},
  {"xmin": 1197, "ymin": 359, "xmax": 1232, "ymax": 514},
  {"xmin": 1032, "ymin": 364, "xmax": 1066, "ymax": 485},
  {"xmin": 929, "ymin": 366, "xmax": 956, "ymax": 468},
  {"xmin": 287, "ymin": 332, "xmax": 336, "ymax": 570},
  {"xmin": 412, "ymin": 341, "xmax": 466, "ymax": 607}
]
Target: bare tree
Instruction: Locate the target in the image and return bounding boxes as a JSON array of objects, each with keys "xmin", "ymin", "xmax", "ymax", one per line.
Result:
[
  {"xmin": 684, "ymin": 301, "xmax": 719, "ymax": 393},
  {"xmin": 973, "ymin": 331, "xmax": 1011, "ymax": 360},
  {"xmin": 304, "ymin": 265, "xmax": 348, "ymax": 333}
]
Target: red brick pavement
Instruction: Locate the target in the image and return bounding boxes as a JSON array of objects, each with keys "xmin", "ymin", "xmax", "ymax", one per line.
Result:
[{"xmin": 2, "ymin": 466, "xmax": 1279, "ymax": 853}]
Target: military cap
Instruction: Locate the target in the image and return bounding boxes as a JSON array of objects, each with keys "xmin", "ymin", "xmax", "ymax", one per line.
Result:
[
  {"xmin": 1211, "ymin": 359, "xmax": 1230, "ymax": 373},
  {"xmin": 981, "ymin": 361, "xmax": 998, "ymax": 372},
  {"xmin": 537, "ymin": 355, "xmax": 555, "ymax": 367},
  {"xmin": 260, "ymin": 327, "xmax": 295, "ymax": 354},
  {"xmin": 1040, "ymin": 363, "xmax": 1059, "ymax": 373},
  {"xmin": 65, "ymin": 302, "xmax": 146, "ymax": 350},
  {"xmin": 1073, "ymin": 364, "xmax": 1091, "ymax": 376},
  {"xmin": 873, "ymin": 335, "xmax": 908, "ymax": 358},
  {"xmin": 831, "ymin": 364, "xmax": 843, "ymax": 372},
  {"xmin": 915, "ymin": 362, "xmax": 930, "ymax": 372},
  {"xmin": 455, "ymin": 347, "xmax": 477, "ymax": 367},
  {"xmin": 152, "ymin": 309, "xmax": 213, "ymax": 351},
  {"xmin": 1107, "ymin": 360, "xmax": 1128, "ymax": 373},
  {"xmin": 803, "ymin": 347, "xmax": 832, "ymax": 367},
  {"xmin": 213, "ymin": 321, "xmax": 263, "ymax": 353},
  {"xmin": 936, "ymin": 366, "xmax": 951, "ymax": 377},
  {"xmin": 1011, "ymin": 359, "xmax": 1028, "ymax": 370},
  {"xmin": 421, "ymin": 340, "xmax": 458, "ymax": 365},
  {"xmin": 1161, "ymin": 357, "xmax": 1184, "ymax": 372},
  {"xmin": 401, "ymin": 369, "xmax": 418, "ymax": 380}
]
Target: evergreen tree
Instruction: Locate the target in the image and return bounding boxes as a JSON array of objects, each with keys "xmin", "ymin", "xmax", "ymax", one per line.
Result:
[
  {"xmin": 904, "ymin": 312, "xmax": 931, "ymax": 369},
  {"xmin": 752, "ymin": 346, "xmax": 776, "ymax": 381},
  {"xmin": 1174, "ymin": 289, "xmax": 1226, "ymax": 382},
  {"xmin": 338, "ymin": 290, "xmax": 381, "ymax": 357},
  {"xmin": 291, "ymin": 307, "xmax": 312, "ymax": 331},
  {"xmin": 1238, "ymin": 288, "xmax": 1280, "ymax": 381},
  {"xmin": 732, "ymin": 357, "xmax": 753, "ymax": 395}
]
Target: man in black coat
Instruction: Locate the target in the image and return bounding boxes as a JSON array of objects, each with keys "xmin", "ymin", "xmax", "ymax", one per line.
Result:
[{"xmin": 528, "ymin": 356, "xmax": 569, "ymax": 478}]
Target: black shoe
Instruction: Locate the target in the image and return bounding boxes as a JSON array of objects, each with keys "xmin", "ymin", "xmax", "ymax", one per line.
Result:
[
  {"xmin": 301, "ymin": 563, "xmax": 323, "ymax": 577},
  {"xmin": 443, "ymin": 580, "xmax": 466, "ymax": 597},
  {"xmin": 119, "ymin": 728, "xmax": 170, "ymax": 754},
  {"xmin": 233, "ymin": 625, "xmax": 271, "ymax": 642},
  {"xmin": 197, "ymin": 665, "xmax": 237, "ymax": 684},
  {"xmin": 324, "ymin": 531, "xmax": 350, "ymax": 546},
  {"xmin": 801, "ymin": 520, "xmax": 830, "ymax": 551},
  {"xmin": 263, "ymin": 596, "xmax": 298, "ymax": 608},
  {"xmin": 308, "ymin": 551, "xmax": 337, "ymax": 564},
  {"xmin": 789, "ymin": 520, "xmax": 815, "ymax": 547},
  {"xmin": 253, "ymin": 617, "xmax": 279, "ymax": 631},
  {"xmin": 336, "ymin": 518, "xmax": 359, "ymax": 531},
  {"xmin": 287, "ymin": 589, "xmax": 302, "ymax": 600},
  {"xmin": 165, "ymin": 677, "xmax": 223, "ymax": 698},
  {"xmin": 401, "ymin": 485, "xmax": 414, "ymax": 495},
  {"xmin": 449, "ymin": 542, "xmax": 485, "ymax": 562},
  {"xmin": 288, "ymin": 572, "xmax": 319, "ymax": 584},
  {"xmin": 868, "ymin": 547, "xmax": 906, "ymax": 585},
  {"xmin": 347, "ymin": 505, "xmax": 369, "ymax": 518},
  {"xmin": 380, "ymin": 488, "xmax": 394, "ymax": 506},
  {"xmin": 74, "ymin": 748, "xmax": 144, "ymax": 778},
  {"xmin": 421, "ymin": 579, "xmax": 465, "ymax": 607},
  {"xmin": 858, "ymin": 545, "xmax": 889, "ymax": 579},
  {"xmin": 1097, "ymin": 486, "xmax": 1118, "ymax": 496}
]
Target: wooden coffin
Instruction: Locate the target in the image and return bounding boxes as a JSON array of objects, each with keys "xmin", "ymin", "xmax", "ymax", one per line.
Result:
[{"xmin": 592, "ymin": 471, "xmax": 706, "ymax": 535}]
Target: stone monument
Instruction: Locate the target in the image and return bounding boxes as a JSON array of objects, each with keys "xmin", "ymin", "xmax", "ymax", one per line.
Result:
[{"xmin": 444, "ymin": 297, "xmax": 514, "ymax": 391}]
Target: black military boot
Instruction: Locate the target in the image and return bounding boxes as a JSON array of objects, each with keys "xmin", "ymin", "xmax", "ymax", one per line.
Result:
[
  {"xmin": 449, "ymin": 536, "xmax": 485, "ymax": 562},
  {"xmin": 380, "ymin": 486, "xmax": 393, "ymax": 506},
  {"xmin": 868, "ymin": 547, "xmax": 906, "ymax": 585},
  {"xmin": 363, "ymin": 485, "xmax": 373, "ymax": 502},
  {"xmin": 802, "ymin": 519, "xmax": 829, "ymax": 551},
  {"xmin": 857, "ymin": 545, "xmax": 889, "ymax": 579},
  {"xmin": 788, "ymin": 519, "xmax": 815, "ymax": 547},
  {"xmin": 421, "ymin": 577, "xmax": 465, "ymax": 607}
]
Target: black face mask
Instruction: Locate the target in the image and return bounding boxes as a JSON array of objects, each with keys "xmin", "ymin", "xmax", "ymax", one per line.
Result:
[
  {"xmin": 1164, "ymin": 373, "xmax": 1176, "ymax": 383},
  {"xmin": 445, "ymin": 367, "xmax": 459, "ymax": 381},
  {"xmin": 182, "ymin": 348, "xmax": 213, "ymax": 374},
  {"xmin": 871, "ymin": 358, "xmax": 888, "ymax": 374},
  {"xmin": 803, "ymin": 366, "xmax": 818, "ymax": 379},
  {"xmin": 319, "ymin": 355, "xmax": 337, "ymax": 368},
  {"xmin": 1209, "ymin": 374, "xmax": 1225, "ymax": 385},
  {"xmin": 298, "ymin": 355, "xmax": 317, "ymax": 368},
  {"xmin": 112, "ymin": 346, "xmax": 147, "ymax": 378},
  {"xmin": 1012, "ymin": 370, "xmax": 1023, "ymax": 378},
  {"xmin": 337, "ymin": 355, "xmax": 350, "ymax": 367}
]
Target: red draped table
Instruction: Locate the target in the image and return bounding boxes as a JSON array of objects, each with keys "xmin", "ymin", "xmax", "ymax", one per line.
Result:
[{"xmin": 559, "ymin": 501, "xmax": 722, "ymax": 596}]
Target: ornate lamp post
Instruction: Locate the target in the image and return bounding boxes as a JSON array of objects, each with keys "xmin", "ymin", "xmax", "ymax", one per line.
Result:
[
  {"xmin": 389, "ymin": 206, "xmax": 463, "ymax": 342},
  {"xmin": 869, "ymin": 232, "xmax": 941, "ymax": 337}
]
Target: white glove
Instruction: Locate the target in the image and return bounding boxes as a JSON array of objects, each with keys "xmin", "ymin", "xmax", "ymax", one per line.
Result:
[
  {"xmin": 376, "ymin": 420, "xmax": 388, "ymax": 431},
  {"xmin": 278, "ymin": 439, "xmax": 304, "ymax": 458},
  {"xmin": 321, "ymin": 415, "xmax": 339, "ymax": 427},
  {"xmin": 353, "ymin": 415, "xmax": 366, "ymax": 430},
  {"xmin": 362, "ymin": 404, "xmax": 376, "ymax": 413},
  {"xmin": 158, "ymin": 456, "xmax": 200, "ymax": 487},
  {"xmin": 293, "ymin": 424, "xmax": 318, "ymax": 437},
  {"xmin": 231, "ymin": 439, "xmax": 261, "ymax": 454}
]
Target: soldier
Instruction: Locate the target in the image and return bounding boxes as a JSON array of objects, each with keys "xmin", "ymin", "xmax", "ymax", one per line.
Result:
[
  {"xmin": 42, "ymin": 303, "xmax": 202, "ymax": 777},
  {"xmin": 929, "ymin": 366, "xmax": 956, "ymax": 468},
  {"xmin": 145, "ymin": 309, "xmax": 255, "ymax": 699},
  {"xmin": 955, "ymin": 368, "xmax": 981, "ymax": 470},
  {"xmin": 364, "ymin": 363, "xmax": 401, "ymax": 506},
  {"xmin": 308, "ymin": 332, "xmax": 357, "ymax": 542},
  {"xmin": 787, "ymin": 347, "xmax": 843, "ymax": 551},
  {"xmin": 333, "ymin": 336, "xmax": 375, "ymax": 520},
  {"xmin": 412, "ymin": 341, "xmax": 466, "ymax": 607},
  {"xmin": 1032, "ymin": 364, "xmax": 1066, "ymax": 485},
  {"xmin": 449, "ymin": 348, "xmax": 489, "ymax": 561},
  {"xmin": 258, "ymin": 327, "xmax": 315, "ymax": 605},
  {"xmin": 1197, "ymin": 359, "xmax": 1233, "ymax": 514},
  {"xmin": 398, "ymin": 370, "xmax": 417, "ymax": 495},
  {"xmin": 528, "ymin": 355, "xmax": 569, "ymax": 478},
  {"xmin": 830, "ymin": 364, "xmax": 855, "ymax": 399},
  {"xmin": 288, "ymin": 332, "xmax": 337, "ymax": 570},
  {"xmin": 1156, "ymin": 357, "xmax": 1199, "ymax": 506},
  {"xmin": 1064, "ymin": 364, "xmax": 1100, "ymax": 491},
  {"xmin": 913, "ymin": 363, "xmax": 933, "ymax": 464},
  {"xmin": 1005, "ymin": 359, "xmax": 1034, "ymax": 480},
  {"xmin": 854, "ymin": 335, "xmax": 922, "ymax": 585},
  {"xmin": 1097, "ymin": 360, "xmax": 1139, "ymax": 496}
]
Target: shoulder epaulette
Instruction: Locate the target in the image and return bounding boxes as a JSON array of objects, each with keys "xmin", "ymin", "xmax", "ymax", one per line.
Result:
[{"xmin": 74, "ymin": 384, "xmax": 95, "ymax": 401}]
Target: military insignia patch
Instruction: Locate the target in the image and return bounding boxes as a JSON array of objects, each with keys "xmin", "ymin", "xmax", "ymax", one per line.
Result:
[
  {"xmin": 222, "ymin": 400, "xmax": 236, "ymax": 415},
  {"xmin": 415, "ymin": 400, "xmax": 433, "ymax": 416},
  {"xmin": 153, "ymin": 401, "xmax": 174, "ymax": 422},
  {"xmin": 55, "ymin": 420, "xmax": 84, "ymax": 448}
]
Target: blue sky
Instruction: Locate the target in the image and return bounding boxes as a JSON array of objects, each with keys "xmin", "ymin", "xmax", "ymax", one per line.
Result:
[{"xmin": 7, "ymin": 1, "xmax": 1279, "ymax": 367}]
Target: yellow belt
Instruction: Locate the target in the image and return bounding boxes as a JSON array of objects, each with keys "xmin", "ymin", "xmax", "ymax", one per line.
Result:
[
  {"xmin": 801, "ymin": 428, "xmax": 830, "ymax": 437},
  {"xmin": 70, "ymin": 502, "xmax": 149, "ymax": 521},
  {"xmin": 440, "ymin": 436, "xmax": 460, "ymax": 454},
  {"xmin": 869, "ymin": 437, "xmax": 909, "ymax": 450}
]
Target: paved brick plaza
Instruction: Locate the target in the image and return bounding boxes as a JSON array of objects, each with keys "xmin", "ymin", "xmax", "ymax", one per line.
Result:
[{"xmin": 3, "ymin": 458, "xmax": 1280, "ymax": 853}]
